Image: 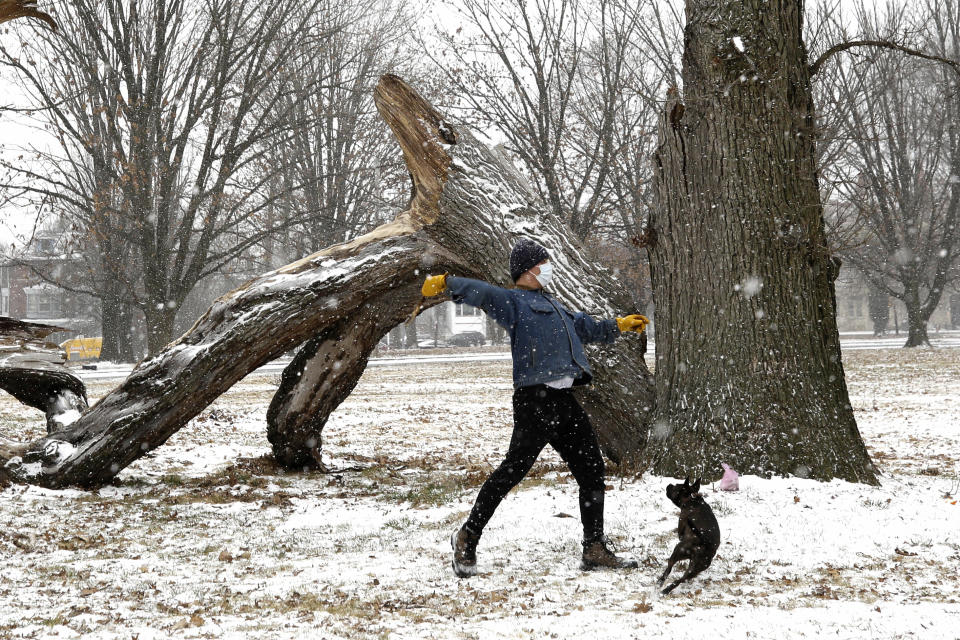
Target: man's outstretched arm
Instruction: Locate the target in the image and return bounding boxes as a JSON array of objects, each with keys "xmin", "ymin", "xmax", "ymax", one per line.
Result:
[
  {"xmin": 422, "ymin": 275, "xmax": 518, "ymax": 329},
  {"xmin": 566, "ymin": 310, "xmax": 649, "ymax": 344}
]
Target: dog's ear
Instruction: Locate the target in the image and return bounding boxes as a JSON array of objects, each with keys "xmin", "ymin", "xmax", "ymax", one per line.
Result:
[
  {"xmin": 683, "ymin": 477, "xmax": 690, "ymax": 487},
  {"xmin": 692, "ymin": 478, "xmax": 701, "ymax": 493}
]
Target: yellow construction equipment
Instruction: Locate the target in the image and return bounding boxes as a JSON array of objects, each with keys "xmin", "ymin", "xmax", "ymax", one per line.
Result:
[{"xmin": 60, "ymin": 337, "xmax": 102, "ymax": 361}]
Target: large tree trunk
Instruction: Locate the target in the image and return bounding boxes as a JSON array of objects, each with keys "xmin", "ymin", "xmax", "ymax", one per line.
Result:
[
  {"xmin": 99, "ymin": 299, "xmax": 123, "ymax": 361},
  {"xmin": 1, "ymin": 75, "xmax": 654, "ymax": 489},
  {"xmin": 0, "ymin": 368, "xmax": 88, "ymax": 432},
  {"xmin": 144, "ymin": 305, "xmax": 178, "ymax": 356},
  {"xmin": 266, "ymin": 280, "xmax": 443, "ymax": 469},
  {"xmin": 903, "ymin": 296, "xmax": 932, "ymax": 347},
  {"xmin": 868, "ymin": 286, "xmax": 889, "ymax": 337},
  {"xmin": 100, "ymin": 293, "xmax": 136, "ymax": 362},
  {"xmin": 901, "ymin": 278, "xmax": 934, "ymax": 347},
  {"xmin": 646, "ymin": 1, "xmax": 877, "ymax": 484}
]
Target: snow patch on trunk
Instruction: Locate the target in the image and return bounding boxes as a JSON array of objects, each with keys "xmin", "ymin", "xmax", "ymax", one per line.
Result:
[{"xmin": 50, "ymin": 409, "xmax": 81, "ymax": 427}]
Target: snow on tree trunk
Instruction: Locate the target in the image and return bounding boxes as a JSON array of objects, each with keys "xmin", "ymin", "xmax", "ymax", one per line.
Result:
[
  {"xmin": 646, "ymin": 1, "xmax": 878, "ymax": 484},
  {"xmin": 0, "ymin": 75, "xmax": 654, "ymax": 489},
  {"xmin": 0, "ymin": 318, "xmax": 88, "ymax": 434},
  {"xmin": 0, "ymin": 368, "xmax": 88, "ymax": 433}
]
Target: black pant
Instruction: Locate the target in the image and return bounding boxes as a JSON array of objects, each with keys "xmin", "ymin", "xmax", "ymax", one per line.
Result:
[{"xmin": 464, "ymin": 385, "xmax": 606, "ymax": 542}]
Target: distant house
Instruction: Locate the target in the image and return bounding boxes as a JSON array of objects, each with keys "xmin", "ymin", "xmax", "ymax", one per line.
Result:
[
  {"xmin": 411, "ymin": 301, "xmax": 490, "ymax": 345},
  {"xmin": 0, "ymin": 235, "xmax": 98, "ymax": 340},
  {"xmin": 448, "ymin": 301, "xmax": 486, "ymax": 336}
]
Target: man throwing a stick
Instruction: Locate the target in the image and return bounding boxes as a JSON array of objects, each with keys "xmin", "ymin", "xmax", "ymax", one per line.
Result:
[{"xmin": 419, "ymin": 238, "xmax": 648, "ymax": 577}]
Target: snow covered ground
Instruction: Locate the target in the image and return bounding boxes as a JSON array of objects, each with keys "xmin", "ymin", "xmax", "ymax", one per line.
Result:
[
  {"xmin": 69, "ymin": 330, "xmax": 960, "ymax": 383},
  {"xmin": 1, "ymin": 345, "xmax": 958, "ymax": 639}
]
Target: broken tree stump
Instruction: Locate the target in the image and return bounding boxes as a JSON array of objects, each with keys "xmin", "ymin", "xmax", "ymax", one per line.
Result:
[{"xmin": 267, "ymin": 75, "xmax": 655, "ymax": 469}]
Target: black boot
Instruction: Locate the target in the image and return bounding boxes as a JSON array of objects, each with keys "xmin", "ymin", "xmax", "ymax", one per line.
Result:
[
  {"xmin": 581, "ymin": 536, "xmax": 639, "ymax": 571},
  {"xmin": 451, "ymin": 526, "xmax": 481, "ymax": 578}
]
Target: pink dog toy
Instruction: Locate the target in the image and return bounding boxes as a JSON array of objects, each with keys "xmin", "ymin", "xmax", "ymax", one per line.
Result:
[{"xmin": 719, "ymin": 463, "xmax": 739, "ymax": 491}]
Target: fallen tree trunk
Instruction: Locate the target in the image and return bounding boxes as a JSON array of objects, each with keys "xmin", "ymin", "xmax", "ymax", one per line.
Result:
[
  {"xmin": 0, "ymin": 367, "xmax": 88, "ymax": 432},
  {"xmin": 1, "ymin": 75, "xmax": 654, "ymax": 489}
]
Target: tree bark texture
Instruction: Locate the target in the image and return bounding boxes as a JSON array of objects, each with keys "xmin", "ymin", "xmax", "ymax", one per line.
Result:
[
  {"xmin": 902, "ymin": 282, "xmax": 932, "ymax": 347},
  {"xmin": 647, "ymin": 1, "xmax": 877, "ymax": 484},
  {"xmin": 1, "ymin": 75, "xmax": 654, "ymax": 489},
  {"xmin": 266, "ymin": 280, "xmax": 444, "ymax": 469},
  {"xmin": 0, "ymin": 368, "xmax": 88, "ymax": 433},
  {"xmin": 903, "ymin": 313, "xmax": 930, "ymax": 347}
]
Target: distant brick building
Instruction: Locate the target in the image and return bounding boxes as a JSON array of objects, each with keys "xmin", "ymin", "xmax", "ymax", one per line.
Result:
[{"xmin": 0, "ymin": 236, "xmax": 99, "ymax": 340}]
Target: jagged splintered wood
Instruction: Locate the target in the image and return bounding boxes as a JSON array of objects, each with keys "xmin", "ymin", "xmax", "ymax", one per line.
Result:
[
  {"xmin": 645, "ymin": 0, "xmax": 878, "ymax": 484},
  {"xmin": 0, "ymin": 0, "xmax": 57, "ymax": 30},
  {"xmin": 0, "ymin": 75, "xmax": 654, "ymax": 489}
]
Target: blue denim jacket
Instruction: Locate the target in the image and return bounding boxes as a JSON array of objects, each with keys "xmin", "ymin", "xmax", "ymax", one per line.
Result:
[{"xmin": 446, "ymin": 276, "xmax": 619, "ymax": 389}]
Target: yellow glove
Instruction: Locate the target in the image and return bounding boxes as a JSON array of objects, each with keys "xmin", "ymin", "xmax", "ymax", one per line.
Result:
[
  {"xmin": 421, "ymin": 273, "xmax": 448, "ymax": 297},
  {"xmin": 616, "ymin": 314, "xmax": 649, "ymax": 333}
]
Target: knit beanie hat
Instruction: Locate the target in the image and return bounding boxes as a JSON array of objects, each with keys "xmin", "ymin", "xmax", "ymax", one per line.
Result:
[{"xmin": 509, "ymin": 238, "xmax": 549, "ymax": 282}]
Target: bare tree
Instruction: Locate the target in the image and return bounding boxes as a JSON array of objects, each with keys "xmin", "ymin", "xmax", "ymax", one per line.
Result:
[
  {"xmin": 0, "ymin": 0, "xmax": 340, "ymax": 354},
  {"xmin": 259, "ymin": 0, "xmax": 437, "ymax": 264},
  {"xmin": 818, "ymin": 3, "xmax": 960, "ymax": 346},
  {"xmin": 0, "ymin": 76, "xmax": 654, "ymax": 488},
  {"xmin": 0, "ymin": 0, "xmax": 889, "ymax": 490}
]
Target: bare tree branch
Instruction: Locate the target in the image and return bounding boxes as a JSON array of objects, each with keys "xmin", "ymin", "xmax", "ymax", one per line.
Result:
[{"xmin": 811, "ymin": 38, "xmax": 960, "ymax": 77}]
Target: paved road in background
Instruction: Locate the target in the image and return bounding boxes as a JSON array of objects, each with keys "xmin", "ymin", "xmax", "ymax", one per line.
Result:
[{"xmin": 74, "ymin": 331, "xmax": 960, "ymax": 383}]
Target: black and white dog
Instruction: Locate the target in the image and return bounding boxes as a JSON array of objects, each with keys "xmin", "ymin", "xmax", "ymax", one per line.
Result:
[{"xmin": 659, "ymin": 478, "xmax": 721, "ymax": 594}]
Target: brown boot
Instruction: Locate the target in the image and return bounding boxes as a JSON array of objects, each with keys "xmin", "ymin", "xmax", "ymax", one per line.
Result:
[
  {"xmin": 451, "ymin": 526, "xmax": 481, "ymax": 578},
  {"xmin": 581, "ymin": 536, "xmax": 639, "ymax": 571}
]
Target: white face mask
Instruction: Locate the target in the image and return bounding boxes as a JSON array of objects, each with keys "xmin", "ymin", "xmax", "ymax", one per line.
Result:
[{"xmin": 534, "ymin": 262, "xmax": 554, "ymax": 289}]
